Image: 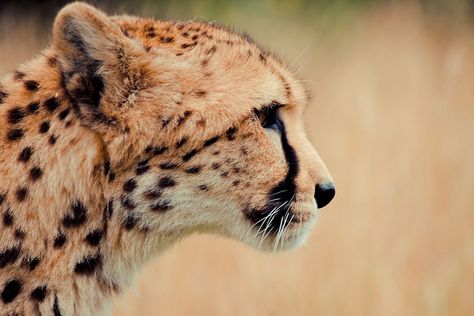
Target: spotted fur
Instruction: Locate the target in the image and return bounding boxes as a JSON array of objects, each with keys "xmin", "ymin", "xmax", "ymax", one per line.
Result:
[{"xmin": 0, "ymin": 2, "xmax": 334, "ymax": 315}]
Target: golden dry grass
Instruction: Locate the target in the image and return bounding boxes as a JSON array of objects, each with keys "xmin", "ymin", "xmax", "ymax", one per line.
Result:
[{"xmin": 1, "ymin": 3, "xmax": 473, "ymax": 315}]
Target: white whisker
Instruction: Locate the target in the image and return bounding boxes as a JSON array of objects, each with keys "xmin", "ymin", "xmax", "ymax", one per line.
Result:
[{"xmin": 290, "ymin": 41, "xmax": 314, "ymax": 68}]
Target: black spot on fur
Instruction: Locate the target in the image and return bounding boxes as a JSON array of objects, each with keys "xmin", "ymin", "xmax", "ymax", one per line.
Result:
[
  {"xmin": 3, "ymin": 210, "xmax": 13, "ymax": 226},
  {"xmin": 108, "ymin": 171, "xmax": 116, "ymax": 182},
  {"xmin": 158, "ymin": 176, "xmax": 176, "ymax": 188},
  {"xmin": 103, "ymin": 160, "xmax": 111, "ymax": 177},
  {"xmin": 138, "ymin": 158, "xmax": 150, "ymax": 166},
  {"xmin": 24, "ymin": 80, "xmax": 39, "ymax": 92},
  {"xmin": 74, "ymin": 253, "xmax": 102, "ymax": 275},
  {"xmin": 181, "ymin": 42, "xmax": 196, "ymax": 49},
  {"xmin": 29, "ymin": 167, "xmax": 43, "ymax": 181},
  {"xmin": 161, "ymin": 117, "xmax": 172, "ymax": 128},
  {"xmin": 183, "ymin": 149, "xmax": 199, "ymax": 161},
  {"xmin": 153, "ymin": 146, "xmax": 168, "ymax": 155},
  {"xmin": 106, "ymin": 200, "xmax": 114, "ymax": 219},
  {"xmin": 136, "ymin": 164, "xmax": 150, "ymax": 175},
  {"xmin": 120, "ymin": 195, "xmax": 136, "ymax": 210},
  {"xmin": 14, "ymin": 229, "xmax": 25, "ymax": 240},
  {"xmin": 146, "ymin": 30, "xmax": 156, "ymax": 38},
  {"xmin": 30, "ymin": 285, "xmax": 47, "ymax": 302},
  {"xmin": 177, "ymin": 111, "xmax": 192, "ymax": 126},
  {"xmin": 123, "ymin": 179, "xmax": 137, "ymax": 193},
  {"xmin": 58, "ymin": 108, "xmax": 70, "ymax": 120},
  {"xmin": 19, "ymin": 147, "xmax": 33, "ymax": 162},
  {"xmin": 198, "ymin": 184, "xmax": 209, "ymax": 191},
  {"xmin": 44, "ymin": 97, "xmax": 59, "ymax": 112},
  {"xmin": 143, "ymin": 188, "xmax": 162, "ymax": 200},
  {"xmin": 144, "ymin": 146, "xmax": 153, "ymax": 154},
  {"xmin": 85, "ymin": 230, "xmax": 103, "ymax": 247},
  {"xmin": 21, "ymin": 256, "xmax": 40, "ymax": 271},
  {"xmin": 123, "ymin": 215, "xmax": 138, "ymax": 230},
  {"xmin": 39, "ymin": 121, "xmax": 50, "ymax": 134},
  {"xmin": 7, "ymin": 129, "xmax": 24, "ymax": 141},
  {"xmin": 159, "ymin": 162, "xmax": 178, "ymax": 170},
  {"xmin": 220, "ymin": 171, "xmax": 229, "ymax": 177},
  {"xmin": 185, "ymin": 166, "xmax": 201, "ymax": 174},
  {"xmin": 0, "ymin": 246, "xmax": 20, "ymax": 268},
  {"xmin": 206, "ymin": 45, "xmax": 217, "ymax": 54},
  {"xmin": 160, "ymin": 36, "xmax": 174, "ymax": 43},
  {"xmin": 204, "ymin": 136, "xmax": 220, "ymax": 147},
  {"xmin": 150, "ymin": 200, "xmax": 173, "ymax": 212},
  {"xmin": 27, "ymin": 102, "xmax": 40, "ymax": 114},
  {"xmin": 49, "ymin": 135, "xmax": 58, "ymax": 145},
  {"xmin": 176, "ymin": 137, "xmax": 188, "ymax": 148},
  {"xmin": 1, "ymin": 279, "xmax": 22, "ymax": 303},
  {"xmin": 0, "ymin": 89, "xmax": 8, "ymax": 104},
  {"xmin": 62, "ymin": 201, "xmax": 87, "ymax": 228},
  {"xmin": 0, "ymin": 194, "xmax": 4, "ymax": 205},
  {"xmin": 53, "ymin": 233, "xmax": 67, "ymax": 248},
  {"xmin": 7, "ymin": 107, "xmax": 26, "ymax": 124},
  {"xmin": 16, "ymin": 187, "xmax": 28, "ymax": 202},
  {"xmin": 226, "ymin": 127, "xmax": 237, "ymax": 140}
]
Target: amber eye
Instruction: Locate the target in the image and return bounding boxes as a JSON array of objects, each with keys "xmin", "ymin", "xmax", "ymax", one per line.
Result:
[{"xmin": 255, "ymin": 103, "xmax": 282, "ymax": 130}]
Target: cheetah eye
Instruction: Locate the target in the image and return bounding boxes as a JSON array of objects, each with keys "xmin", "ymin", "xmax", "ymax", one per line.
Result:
[{"xmin": 255, "ymin": 103, "xmax": 282, "ymax": 130}]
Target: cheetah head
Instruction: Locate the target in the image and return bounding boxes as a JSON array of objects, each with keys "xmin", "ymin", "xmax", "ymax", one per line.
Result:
[{"xmin": 53, "ymin": 2, "xmax": 334, "ymax": 253}]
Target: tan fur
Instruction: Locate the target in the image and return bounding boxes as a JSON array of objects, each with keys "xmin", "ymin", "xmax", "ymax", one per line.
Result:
[{"xmin": 0, "ymin": 2, "xmax": 333, "ymax": 315}]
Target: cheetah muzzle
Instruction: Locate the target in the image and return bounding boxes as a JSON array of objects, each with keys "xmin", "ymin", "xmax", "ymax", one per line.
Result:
[{"xmin": 0, "ymin": 2, "xmax": 335, "ymax": 315}]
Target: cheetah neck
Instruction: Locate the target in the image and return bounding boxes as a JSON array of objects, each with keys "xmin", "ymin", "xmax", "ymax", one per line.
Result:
[{"xmin": 0, "ymin": 53, "xmax": 165, "ymax": 315}]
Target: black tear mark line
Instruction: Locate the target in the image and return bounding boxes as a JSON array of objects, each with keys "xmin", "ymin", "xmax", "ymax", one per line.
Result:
[{"xmin": 244, "ymin": 114, "xmax": 300, "ymax": 233}]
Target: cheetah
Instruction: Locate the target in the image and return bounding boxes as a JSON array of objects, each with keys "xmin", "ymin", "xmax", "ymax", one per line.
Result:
[{"xmin": 0, "ymin": 2, "xmax": 335, "ymax": 315}]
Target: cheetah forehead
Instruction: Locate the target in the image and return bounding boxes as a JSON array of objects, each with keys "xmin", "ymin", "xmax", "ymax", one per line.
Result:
[{"xmin": 108, "ymin": 15, "xmax": 309, "ymax": 109}]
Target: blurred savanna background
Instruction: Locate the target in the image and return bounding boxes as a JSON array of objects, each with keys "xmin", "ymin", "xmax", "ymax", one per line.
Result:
[{"xmin": 1, "ymin": 0, "xmax": 473, "ymax": 315}]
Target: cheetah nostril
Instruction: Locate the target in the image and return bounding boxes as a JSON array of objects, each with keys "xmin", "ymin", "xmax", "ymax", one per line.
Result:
[{"xmin": 314, "ymin": 183, "xmax": 335, "ymax": 209}]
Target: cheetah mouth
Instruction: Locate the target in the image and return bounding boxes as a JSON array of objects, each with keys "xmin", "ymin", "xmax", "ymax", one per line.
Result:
[
  {"xmin": 245, "ymin": 197, "xmax": 298, "ymax": 236},
  {"xmin": 243, "ymin": 198, "xmax": 316, "ymax": 251},
  {"xmin": 242, "ymin": 169, "xmax": 317, "ymax": 251},
  {"xmin": 244, "ymin": 174, "xmax": 302, "ymax": 236}
]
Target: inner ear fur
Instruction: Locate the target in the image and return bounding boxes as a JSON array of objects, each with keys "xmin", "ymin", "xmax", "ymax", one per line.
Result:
[{"xmin": 52, "ymin": 2, "xmax": 144, "ymax": 132}]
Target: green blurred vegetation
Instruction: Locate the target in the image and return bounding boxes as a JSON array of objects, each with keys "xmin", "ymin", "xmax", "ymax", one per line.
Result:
[
  {"xmin": 1, "ymin": 0, "xmax": 472, "ymax": 24},
  {"xmin": 0, "ymin": 0, "xmax": 472, "ymax": 66}
]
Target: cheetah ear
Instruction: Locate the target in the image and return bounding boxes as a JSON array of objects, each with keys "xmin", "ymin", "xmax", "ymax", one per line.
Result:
[{"xmin": 52, "ymin": 2, "xmax": 141, "ymax": 132}]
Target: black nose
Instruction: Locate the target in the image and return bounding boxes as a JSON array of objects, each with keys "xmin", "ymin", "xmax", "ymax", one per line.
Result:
[{"xmin": 315, "ymin": 183, "xmax": 335, "ymax": 209}]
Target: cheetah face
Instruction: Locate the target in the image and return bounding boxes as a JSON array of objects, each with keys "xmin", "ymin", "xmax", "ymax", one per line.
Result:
[{"xmin": 54, "ymin": 3, "xmax": 334, "ymax": 252}]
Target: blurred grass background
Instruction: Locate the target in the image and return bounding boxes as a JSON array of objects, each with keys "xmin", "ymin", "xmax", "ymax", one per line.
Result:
[{"xmin": 1, "ymin": 0, "xmax": 474, "ymax": 315}]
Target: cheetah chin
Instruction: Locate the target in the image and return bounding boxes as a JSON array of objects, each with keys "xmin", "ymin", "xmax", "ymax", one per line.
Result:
[{"xmin": 0, "ymin": 2, "xmax": 334, "ymax": 315}]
